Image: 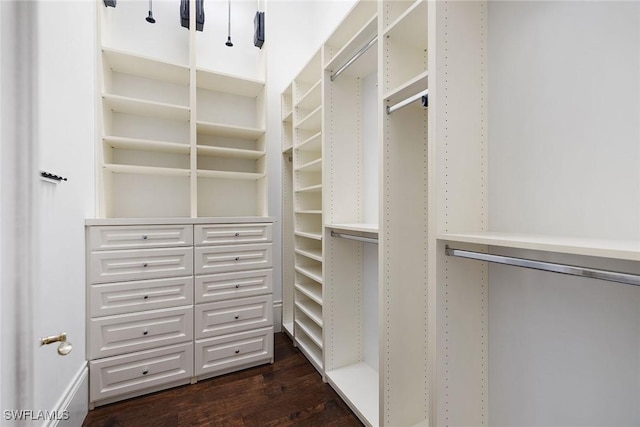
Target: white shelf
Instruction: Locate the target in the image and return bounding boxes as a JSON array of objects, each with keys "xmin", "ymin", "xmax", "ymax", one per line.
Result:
[
  {"xmin": 324, "ymin": 0, "xmax": 378, "ymax": 55},
  {"xmin": 102, "ymin": 47, "xmax": 190, "ymax": 85},
  {"xmin": 295, "ymin": 264, "xmax": 323, "ymax": 284},
  {"xmin": 296, "ymin": 106, "xmax": 322, "ymax": 132},
  {"xmin": 296, "ymin": 80, "xmax": 321, "ymax": 111},
  {"xmin": 103, "ymin": 94, "xmax": 190, "ymax": 121},
  {"xmin": 196, "ymin": 121, "xmax": 265, "ymax": 140},
  {"xmin": 295, "ymin": 247, "xmax": 323, "ymax": 263},
  {"xmin": 103, "ymin": 136, "xmax": 190, "ymax": 154},
  {"xmin": 438, "ymin": 232, "xmax": 640, "ymax": 262},
  {"xmin": 295, "ymin": 331, "xmax": 323, "ymax": 373},
  {"xmin": 296, "ymin": 132, "xmax": 322, "ymax": 151},
  {"xmin": 383, "ymin": 0, "xmax": 428, "ymax": 49},
  {"xmin": 196, "ymin": 69, "xmax": 265, "ymax": 97},
  {"xmin": 196, "ymin": 170, "xmax": 265, "ymax": 180},
  {"xmin": 295, "ymin": 298, "xmax": 323, "ymax": 327},
  {"xmin": 295, "ymin": 317, "xmax": 323, "ymax": 349},
  {"xmin": 103, "ymin": 163, "xmax": 190, "ymax": 177},
  {"xmin": 295, "ymin": 231, "xmax": 323, "ymax": 241},
  {"xmin": 295, "ymin": 281, "xmax": 323, "ymax": 305},
  {"xmin": 295, "ymin": 210, "xmax": 322, "ymax": 215},
  {"xmin": 196, "ymin": 145, "xmax": 265, "ymax": 160},
  {"xmin": 328, "ymin": 223, "xmax": 379, "ymax": 234},
  {"xmin": 282, "ymin": 109, "xmax": 293, "ymax": 123},
  {"xmin": 295, "ymin": 158, "xmax": 322, "ymax": 172},
  {"xmin": 326, "ymin": 16, "xmax": 378, "ymax": 79},
  {"xmin": 326, "ymin": 362, "xmax": 379, "ymax": 427},
  {"xmin": 295, "ymin": 184, "xmax": 322, "ymax": 193},
  {"xmin": 384, "ymin": 69, "xmax": 428, "ymax": 104}
]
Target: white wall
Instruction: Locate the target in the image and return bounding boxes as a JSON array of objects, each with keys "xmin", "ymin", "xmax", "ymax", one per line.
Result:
[{"xmin": 34, "ymin": 1, "xmax": 96, "ymax": 425}]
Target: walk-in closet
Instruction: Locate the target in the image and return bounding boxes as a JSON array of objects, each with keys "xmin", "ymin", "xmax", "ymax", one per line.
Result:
[{"xmin": 1, "ymin": 0, "xmax": 639, "ymax": 426}]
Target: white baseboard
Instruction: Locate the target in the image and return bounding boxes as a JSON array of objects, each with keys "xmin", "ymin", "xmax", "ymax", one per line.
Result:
[
  {"xmin": 273, "ymin": 300, "xmax": 282, "ymax": 333},
  {"xmin": 44, "ymin": 364, "xmax": 88, "ymax": 427}
]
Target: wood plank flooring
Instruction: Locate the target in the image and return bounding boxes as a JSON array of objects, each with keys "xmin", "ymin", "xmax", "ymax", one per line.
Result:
[{"xmin": 82, "ymin": 333, "xmax": 363, "ymax": 427}]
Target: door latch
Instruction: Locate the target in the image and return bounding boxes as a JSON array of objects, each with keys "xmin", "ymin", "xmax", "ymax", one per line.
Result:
[{"xmin": 40, "ymin": 332, "xmax": 72, "ymax": 356}]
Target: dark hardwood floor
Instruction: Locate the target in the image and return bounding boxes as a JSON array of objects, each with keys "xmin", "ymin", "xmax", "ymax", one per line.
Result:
[{"xmin": 83, "ymin": 333, "xmax": 363, "ymax": 427}]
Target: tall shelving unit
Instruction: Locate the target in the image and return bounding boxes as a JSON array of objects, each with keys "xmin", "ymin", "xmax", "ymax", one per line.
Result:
[
  {"xmin": 323, "ymin": 1, "xmax": 380, "ymax": 425},
  {"xmin": 280, "ymin": 1, "xmax": 430, "ymax": 425},
  {"xmin": 429, "ymin": 1, "xmax": 640, "ymax": 425},
  {"xmin": 281, "ymin": 83, "xmax": 295, "ymax": 338},
  {"xmin": 292, "ymin": 49, "xmax": 325, "ymax": 374},
  {"xmin": 98, "ymin": 0, "xmax": 267, "ymax": 219}
]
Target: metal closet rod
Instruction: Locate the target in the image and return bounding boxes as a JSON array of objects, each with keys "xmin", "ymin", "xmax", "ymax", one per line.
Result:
[
  {"xmin": 445, "ymin": 246, "xmax": 640, "ymax": 287},
  {"xmin": 330, "ymin": 35, "xmax": 378, "ymax": 82},
  {"xmin": 386, "ymin": 89, "xmax": 428, "ymax": 114},
  {"xmin": 330, "ymin": 230, "xmax": 378, "ymax": 244}
]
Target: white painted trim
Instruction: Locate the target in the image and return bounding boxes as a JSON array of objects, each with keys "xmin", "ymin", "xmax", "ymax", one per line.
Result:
[
  {"xmin": 273, "ymin": 300, "xmax": 283, "ymax": 333},
  {"xmin": 44, "ymin": 364, "xmax": 88, "ymax": 427}
]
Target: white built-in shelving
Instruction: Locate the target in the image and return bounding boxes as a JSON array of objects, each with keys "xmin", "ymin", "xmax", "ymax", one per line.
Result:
[
  {"xmin": 97, "ymin": 5, "xmax": 267, "ymax": 219},
  {"xmin": 430, "ymin": 1, "xmax": 640, "ymax": 426}
]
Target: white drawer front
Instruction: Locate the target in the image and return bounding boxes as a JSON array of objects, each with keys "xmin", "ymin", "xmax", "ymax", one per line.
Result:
[
  {"xmin": 195, "ymin": 295, "xmax": 273, "ymax": 339},
  {"xmin": 90, "ymin": 342, "xmax": 193, "ymax": 403},
  {"xmin": 195, "ymin": 223, "xmax": 273, "ymax": 246},
  {"xmin": 89, "ymin": 247, "xmax": 193, "ymax": 284},
  {"xmin": 195, "ymin": 269, "xmax": 273, "ymax": 304},
  {"xmin": 89, "ymin": 306, "xmax": 193, "ymax": 359},
  {"xmin": 195, "ymin": 243, "xmax": 272, "ymax": 275},
  {"xmin": 89, "ymin": 225, "xmax": 193, "ymax": 251},
  {"xmin": 89, "ymin": 276, "xmax": 194, "ymax": 317},
  {"xmin": 195, "ymin": 327, "xmax": 273, "ymax": 377}
]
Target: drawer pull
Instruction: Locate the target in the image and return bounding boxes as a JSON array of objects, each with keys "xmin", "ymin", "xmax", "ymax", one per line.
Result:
[
  {"xmin": 234, "ymin": 314, "xmax": 240, "ymax": 320},
  {"xmin": 234, "ymin": 348, "xmax": 240, "ymax": 354},
  {"xmin": 235, "ymin": 284, "xmax": 240, "ymax": 289},
  {"xmin": 142, "ymin": 369, "xmax": 149, "ymax": 375},
  {"xmin": 143, "ymin": 295, "xmax": 149, "ymax": 300},
  {"xmin": 234, "ymin": 232, "xmax": 240, "ymax": 237},
  {"xmin": 235, "ymin": 257, "xmax": 240, "ymax": 261},
  {"xmin": 142, "ymin": 235, "xmax": 148, "ymax": 240},
  {"xmin": 143, "ymin": 263, "xmax": 148, "ymax": 268},
  {"xmin": 142, "ymin": 329, "xmax": 149, "ymax": 336}
]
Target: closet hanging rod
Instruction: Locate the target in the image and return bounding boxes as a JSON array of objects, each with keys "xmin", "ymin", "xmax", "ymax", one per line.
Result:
[
  {"xmin": 330, "ymin": 35, "xmax": 378, "ymax": 82},
  {"xmin": 386, "ymin": 89, "xmax": 428, "ymax": 114},
  {"xmin": 330, "ymin": 230, "xmax": 378, "ymax": 244},
  {"xmin": 445, "ymin": 246, "xmax": 640, "ymax": 287}
]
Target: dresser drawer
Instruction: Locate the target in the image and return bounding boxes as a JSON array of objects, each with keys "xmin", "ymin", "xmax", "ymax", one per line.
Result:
[
  {"xmin": 194, "ymin": 223, "xmax": 272, "ymax": 246},
  {"xmin": 195, "ymin": 327, "xmax": 273, "ymax": 378},
  {"xmin": 90, "ymin": 342, "xmax": 193, "ymax": 403},
  {"xmin": 195, "ymin": 243, "xmax": 272, "ymax": 275},
  {"xmin": 89, "ymin": 225, "xmax": 193, "ymax": 251},
  {"xmin": 195, "ymin": 269, "xmax": 273, "ymax": 304},
  {"xmin": 89, "ymin": 306, "xmax": 193, "ymax": 359},
  {"xmin": 195, "ymin": 295, "xmax": 273, "ymax": 339},
  {"xmin": 89, "ymin": 276, "xmax": 194, "ymax": 317},
  {"xmin": 89, "ymin": 247, "xmax": 193, "ymax": 284}
]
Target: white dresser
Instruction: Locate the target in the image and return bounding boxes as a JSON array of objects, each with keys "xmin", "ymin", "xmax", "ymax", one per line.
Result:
[{"xmin": 86, "ymin": 218, "xmax": 274, "ymax": 408}]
